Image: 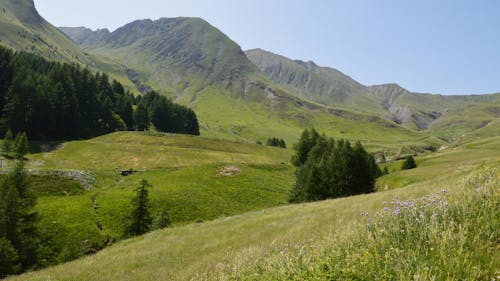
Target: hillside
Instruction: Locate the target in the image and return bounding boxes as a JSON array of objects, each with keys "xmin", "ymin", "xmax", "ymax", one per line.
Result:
[
  {"xmin": 245, "ymin": 48, "xmax": 384, "ymax": 115},
  {"xmin": 0, "ymin": 0, "xmax": 138, "ymax": 90},
  {"xmin": 5, "ymin": 131, "xmax": 292, "ymax": 267},
  {"xmin": 9, "ymin": 136, "xmax": 499, "ymax": 280},
  {"xmin": 59, "ymin": 20, "xmax": 436, "ymax": 149},
  {"xmin": 247, "ymin": 49, "xmax": 500, "ymax": 136}
]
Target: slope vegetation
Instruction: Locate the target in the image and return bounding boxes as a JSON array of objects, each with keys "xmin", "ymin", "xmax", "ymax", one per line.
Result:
[
  {"xmin": 18, "ymin": 132, "xmax": 295, "ymax": 267},
  {"xmin": 0, "ymin": 0, "xmax": 137, "ymax": 90},
  {"xmin": 247, "ymin": 49, "xmax": 500, "ymax": 137},
  {"xmin": 10, "ymin": 136, "xmax": 499, "ymax": 280}
]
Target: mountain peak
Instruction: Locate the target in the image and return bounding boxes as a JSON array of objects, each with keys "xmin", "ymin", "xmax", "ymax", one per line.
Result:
[{"xmin": 1, "ymin": 0, "xmax": 43, "ymax": 26}]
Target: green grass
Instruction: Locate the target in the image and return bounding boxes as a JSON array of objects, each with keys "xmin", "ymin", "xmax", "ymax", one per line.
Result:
[
  {"xmin": 377, "ymin": 136, "xmax": 500, "ymax": 190},
  {"xmin": 8, "ymin": 158, "xmax": 498, "ymax": 280},
  {"xmin": 15, "ymin": 132, "xmax": 294, "ymax": 265}
]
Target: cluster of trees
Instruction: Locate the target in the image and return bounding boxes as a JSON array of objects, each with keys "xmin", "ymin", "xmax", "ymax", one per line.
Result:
[
  {"xmin": 290, "ymin": 129, "xmax": 381, "ymax": 203},
  {"xmin": 136, "ymin": 91, "xmax": 199, "ymax": 135},
  {"xmin": 0, "ymin": 161, "xmax": 38, "ymax": 277},
  {"xmin": 266, "ymin": 137, "xmax": 286, "ymax": 148},
  {"xmin": 0, "ymin": 46, "xmax": 199, "ymax": 140}
]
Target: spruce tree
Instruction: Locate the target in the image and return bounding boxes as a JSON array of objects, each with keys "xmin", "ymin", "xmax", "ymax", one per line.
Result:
[
  {"xmin": 2, "ymin": 129, "xmax": 13, "ymax": 155},
  {"xmin": 126, "ymin": 179, "xmax": 152, "ymax": 236},
  {"xmin": 134, "ymin": 103, "xmax": 150, "ymax": 131},
  {"xmin": 13, "ymin": 133, "xmax": 29, "ymax": 160},
  {"xmin": 401, "ymin": 155, "xmax": 417, "ymax": 170},
  {"xmin": 0, "ymin": 238, "xmax": 20, "ymax": 278},
  {"xmin": 0, "ymin": 161, "xmax": 38, "ymax": 269},
  {"xmin": 154, "ymin": 208, "xmax": 171, "ymax": 229}
]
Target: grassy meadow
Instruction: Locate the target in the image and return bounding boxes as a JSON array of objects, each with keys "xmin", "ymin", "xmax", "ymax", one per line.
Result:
[
  {"xmin": 8, "ymin": 144, "xmax": 498, "ymax": 280},
  {"xmin": 1, "ymin": 129, "xmax": 498, "ymax": 279},
  {"xmin": 5, "ymin": 132, "xmax": 295, "ymax": 265}
]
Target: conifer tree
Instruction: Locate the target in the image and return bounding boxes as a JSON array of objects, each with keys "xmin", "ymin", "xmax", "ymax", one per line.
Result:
[
  {"xmin": 2, "ymin": 129, "xmax": 13, "ymax": 155},
  {"xmin": 0, "ymin": 238, "xmax": 20, "ymax": 278},
  {"xmin": 0, "ymin": 161, "xmax": 38, "ymax": 269},
  {"xmin": 126, "ymin": 179, "xmax": 152, "ymax": 236},
  {"xmin": 401, "ymin": 155, "xmax": 417, "ymax": 170},
  {"xmin": 154, "ymin": 208, "xmax": 171, "ymax": 229},
  {"xmin": 13, "ymin": 133, "xmax": 29, "ymax": 160},
  {"xmin": 134, "ymin": 103, "xmax": 150, "ymax": 131}
]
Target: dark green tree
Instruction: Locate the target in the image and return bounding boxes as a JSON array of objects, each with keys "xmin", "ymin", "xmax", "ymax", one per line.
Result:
[
  {"xmin": 2, "ymin": 129, "xmax": 13, "ymax": 154},
  {"xmin": 401, "ymin": 155, "xmax": 417, "ymax": 170},
  {"xmin": 126, "ymin": 179, "xmax": 152, "ymax": 236},
  {"xmin": 0, "ymin": 238, "xmax": 20, "ymax": 278},
  {"xmin": 13, "ymin": 133, "xmax": 29, "ymax": 160},
  {"xmin": 154, "ymin": 208, "xmax": 171, "ymax": 229},
  {"xmin": 0, "ymin": 161, "xmax": 38, "ymax": 269},
  {"xmin": 291, "ymin": 128, "xmax": 320, "ymax": 167},
  {"xmin": 134, "ymin": 103, "xmax": 150, "ymax": 131}
]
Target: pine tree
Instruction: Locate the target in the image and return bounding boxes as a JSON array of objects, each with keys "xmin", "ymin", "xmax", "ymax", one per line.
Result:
[
  {"xmin": 401, "ymin": 155, "xmax": 417, "ymax": 170},
  {"xmin": 0, "ymin": 237, "xmax": 20, "ymax": 277},
  {"xmin": 13, "ymin": 133, "xmax": 29, "ymax": 160},
  {"xmin": 0, "ymin": 161, "xmax": 38, "ymax": 269},
  {"xmin": 154, "ymin": 208, "xmax": 171, "ymax": 229},
  {"xmin": 2, "ymin": 129, "xmax": 13, "ymax": 155},
  {"xmin": 134, "ymin": 103, "xmax": 150, "ymax": 131},
  {"xmin": 126, "ymin": 179, "xmax": 152, "ymax": 236},
  {"xmin": 291, "ymin": 128, "xmax": 320, "ymax": 167}
]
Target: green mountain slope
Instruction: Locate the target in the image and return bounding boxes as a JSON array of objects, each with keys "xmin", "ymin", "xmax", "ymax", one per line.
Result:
[
  {"xmin": 60, "ymin": 20, "xmax": 434, "ymax": 150},
  {"xmin": 245, "ymin": 48, "xmax": 384, "ymax": 115},
  {"xmin": 0, "ymin": 0, "xmax": 137, "ymax": 90},
  {"xmin": 246, "ymin": 49, "xmax": 500, "ymax": 137}
]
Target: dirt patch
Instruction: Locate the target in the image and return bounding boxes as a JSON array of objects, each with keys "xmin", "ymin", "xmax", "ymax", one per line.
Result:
[{"xmin": 218, "ymin": 165, "xmax": 242, "ymax": 177}]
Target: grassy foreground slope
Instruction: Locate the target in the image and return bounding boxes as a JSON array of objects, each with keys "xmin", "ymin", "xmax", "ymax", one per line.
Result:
[
  {"xmin": 19, "ymin": 132, "xmax": 295, "ymax": 264},
  {"xmin": 11, "ymin": 137, "xmax": 499, "ymax": 280}
]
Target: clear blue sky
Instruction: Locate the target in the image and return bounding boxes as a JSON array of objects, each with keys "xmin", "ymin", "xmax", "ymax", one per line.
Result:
[{"xmin": 35, "ymin": 0, "xmax": 500, "ymax": 95}]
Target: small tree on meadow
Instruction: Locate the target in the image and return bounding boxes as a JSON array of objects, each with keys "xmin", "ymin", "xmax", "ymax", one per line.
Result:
[
  {"xmin": 126, "ymin": 179, "xmax": 152, "ymax": 236},
  {"xmin": 154, "ymin": 208, "xmax": 171, "ymax": 230},
  {"xmin": 13, "ymin": 133, "xmax": 29, "ymax": 160},
  {"xmin": 401, "ymin": 156, "xmax": 417, "ymax": 170},
  {"xmin": 2, "ymin": 129, "xmax": 13, "ymax": 155}
]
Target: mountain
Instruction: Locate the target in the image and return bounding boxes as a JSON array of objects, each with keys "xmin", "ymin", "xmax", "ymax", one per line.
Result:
[
  {"xmin": 245, "ymin": 48, "xmax": 384, "ymax": 115},
  {"xmin": 60, "ymin": 19, "xmax": 432, "ymax": 149},
  {"xmin": 60, "ymin": 18, "xmax": 260, "ymax": 94},
  {"xmin": 0, "ymin": 0, "xmax": 138, "ymax": 90},
  {"xmin": 247, "ymin": 49, "xmax": 500, "ymax": 137}
]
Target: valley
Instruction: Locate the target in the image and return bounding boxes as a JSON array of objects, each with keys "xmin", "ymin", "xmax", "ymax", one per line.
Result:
[{"xmin": 0, "ymin": 0, "xmax": 498, "ymax": 280}]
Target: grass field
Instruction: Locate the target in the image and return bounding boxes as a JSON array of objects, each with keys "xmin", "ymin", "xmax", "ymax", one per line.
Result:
[
  {"xmin": 8, "ymin": 132, "xmax": 294, "ymax": 266},
  {"xmin": 9, "ymin": 151, "xmax": 498, "ymax": 280},
  {"xmin": 5, "ymin": 135, "xmax": 498, "ymax": 280}
]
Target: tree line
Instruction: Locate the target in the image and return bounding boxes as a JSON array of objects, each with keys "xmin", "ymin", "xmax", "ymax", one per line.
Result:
[
  {"xmin": 0, "ymin": 46, "xmax": 199, "ymax": 140},
  {"xmin": 266, "ymin": 137, "xmax": 286, "ymax": 148},
  {"xmin": 290, "ymin": 129, "xmax": 381, "ymax": 202}
]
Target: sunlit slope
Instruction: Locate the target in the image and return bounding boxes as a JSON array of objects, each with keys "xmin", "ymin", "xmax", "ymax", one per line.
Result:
[
  {"xmin": 0, "ymin": 0, "xmax": 138, "ymax": 91},
  {"xmin": 11, "ymin": 137, "xmax": 499, "ymax": 280},
  {"xmin": 17, "ymin": 132, "xmax": 295, "ymax": 263}
]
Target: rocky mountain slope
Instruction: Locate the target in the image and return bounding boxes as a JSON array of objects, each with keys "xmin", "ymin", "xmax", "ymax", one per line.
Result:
[{"xmin": 247, "ymin": 49, "xmax": 500, "ymax": 135}]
